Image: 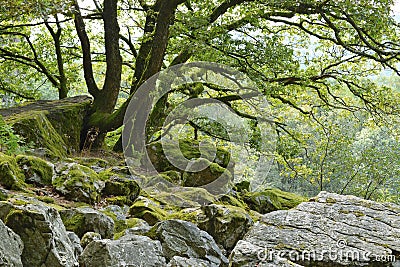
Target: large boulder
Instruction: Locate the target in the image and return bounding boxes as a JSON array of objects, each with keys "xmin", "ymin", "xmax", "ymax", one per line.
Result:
[
  {"xmin": 16, "ymin": 154, "xmax": 54, "ymax": 186},
  {"xmin": 1, "ymin": 96, "xmax": 92, "ymax": 157},
  {"xmin": 229, "ymin": 191, "xmax": 400, "ymax": 266},
  {"xmin": 243, "ymin": 188, "xmax": 306, "ymax": 214},
  {"xmin": 146, "ymin": 139, "xmax": 233, "ymax": 192},
  {"xmin": 3, "ymin": 201, "xmax": 78, "ymax": 266},
  {"xmin": 148, "ymin": 219, "xmax": 229, "ymax": 266},
  {"xmin": 53, "ymin": 162, "xmax": 105, "ymax": 203},
  {"xmin": 198, "ymin": 204, "xmax": 253, "ymax": 251},
  {"xmin": 0, "ymin": 219, "xmax": 24, "ymax": 266},
  {"xmin": 100, "ymin": 168, "xmax": 140, "ymax": 206},
  {"xmin": 60, "ymin": 207, "xmax": 114, "ymax": 239},
  {"xmin": 79, "ymin": 234, "xmax": 166, "ymax": 266}
]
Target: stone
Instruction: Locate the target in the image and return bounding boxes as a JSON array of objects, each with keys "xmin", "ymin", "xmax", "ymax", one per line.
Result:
[
  {"xmin": 167, "ymin": 256, "xmax": 211, "ymax": 267},
  {"xmin": 129, "ymin": 196, "xmax": 167, "ymax": 225},
  {"xmin": 53, "ymin": 162, "xmax": 104, "ymax": 203},
  {"xmin": 0, "ymin": 219, "xmax": 23, "ymax": 267},
  {"xmin": 60, "ymin": 207, "xmax": 114, "ymax": 239},
  {"xmin": 0, "ymin": 153, "xmax": 26, "ymax": 190},
  {"xmin": 230, "ymin": 191, "xmax": 400, "ymax": 266},
  {"xmin": 4, "ymin": 202, "xmax": 78, "ymax": 266},
  {"xmin": 149, "ymin": 219, "xmax": 229, "ymax": 266},
  {"xmin": 16, "ymin": 154, "xmax": 54, "ymax": 185},
  {"xmin": 67, "ymin": 231, "xmax": 83, "ymax": 260},
  {"xmin": 198, "ymin": 204, "xmax": 253, "ymax": 251},
  {"xmin": 1, "ymin": 95, "xmax": 92, "ymax": 157},
  {"xmin": 243, "ymin": 187, "xmax": 306, "ymax": 214},
  {"xmin": 100, "ymin": 169, "xmax": 140, "ymax": 206},
  {"xmin": 229, "ymin": 240, "xmax": 304, "ymax": 267},
  {"xmin": 80, "ymin": 232, "xmax": 102, "ymax": 249},
  {"xmin": 79, "ymin": 234, "xmax": 166, "ymax": 266}
]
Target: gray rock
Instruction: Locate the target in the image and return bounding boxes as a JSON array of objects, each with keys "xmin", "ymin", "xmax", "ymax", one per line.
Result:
[
  {"xmin": 0, "ymin": 219, "xmax": 23, "ymax": 267},
  {"xmin": 67, "ymin": 231, "xmax": 83, "ymax": 259},
  {"xmin": 79, "ymin": 234, "xmax": 166, "ymax": 266},
  {"xmin": 4, "ymin": 203, "xmax": 78, "ymax": 266},
  {"xmin": 124, "ymin": 219, "xmax": 151, "ymax": 235},
  {"xmin": 151, "ymin": 219, "xmax": 229, "ymax": 266},
  {"xmin": 80, "ymin": 232, "xmax": 102, "ymax": 249},
  {"xmin": 60, "ymin": 207, "xmax": 114, "ymax": 239},
  {"xmin": 167, "ymin": 256, "xmax": 210, "ymax": 267},
  {"xmin": 230, "ymin": 191, "xmax": 400, "ymax": 266},
  {"xmin": 53, "ymin": 162, "xmax": 105, "ymax": 203},
  {"xmin": 199, "ymin": 204, "xmax": 253, "ymax": 251},
  {"xmin": 229, "ymin": 240, "xmax": 304, "ymax": 267}
]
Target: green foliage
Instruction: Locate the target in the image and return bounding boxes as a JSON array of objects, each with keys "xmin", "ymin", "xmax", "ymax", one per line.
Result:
[{"xmin": 0, "ymin": 115, "xmax": 25, "ymax": 155}]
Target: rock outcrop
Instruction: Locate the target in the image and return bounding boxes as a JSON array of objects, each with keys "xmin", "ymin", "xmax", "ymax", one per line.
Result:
[
  {"xmin": 0, "ymin": 219, "xmax": 23, "ymax": 267},
  {"xmin": 0, "ymin": 96, "xmax": 92, "ymax": 157},
  {"xmin": 149, "ymin": 219, "xmax": 229, "ymax": 266},
  {"xmin": 229, "ymin": 191, "xmax": 400, "ymax": 266},
  {"xmin": 1, "ymin": 201, "xmax": 78, "ymax": 266},
  {"xmin": 60, "ymin": 207, "xmax": 115, "ymax": 239},
  {"xmin": 79, "ymin": 234, "xmax": 166, "ymax": 266}
]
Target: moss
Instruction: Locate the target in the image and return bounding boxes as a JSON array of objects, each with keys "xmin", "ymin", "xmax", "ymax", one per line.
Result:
[
  {"xmin": 100, "ymin": 170, "xmax": 140, "ymax": 205},
  {"xmin": 326, "ymin": 197, "xmax": 337, "ymax": 204},
  {"xmin": 353, "ymin": 211, "xmax": 365, "ymax": 217},
  {"xmin": 147, "ymin": 139, "xmax": 231, "ymax": 173},
  {"xmin": 6, "ymin": 112, "xmax": 67, "ymax": 158},
  {"xmin": 106, "ymin": 196, "xmax": 131, "ymax": 206},
  {"xmin": 0, "ymin": 153, "xmax": 27, "ymax": 190},
  {"xmin": 9, "ymin": 199, "xmax": 29, "ymax": 206},
  {"xmin": 52, "ymin": 163, "xmax": 101, "ymax": 203},
  {"xmin": 101, "ymin": 210, "xmax": 126, "ymax": 233},
  {"xmin": 36, "ymin": 196, "xmax": 55, "ymax": 204},
  {"xmin": 75, "ymin": 157, "xmax": 109, "ymax": 169},
  {"xmin": 167, "ymin": 208, "xmax": 204, "ymax": 223},
  {"xmin": 160, "ymin": 170, "xmax": 181, "ymax": 184},
  {"xmin": 16, "ymin": 155, "xmax": 53, "ymax": 185},
  {"xmin": 129, "ymin": 200, "xmax": 167, "ymax": 226},
  {"xmin": 215, "ymin": 194, "xmax": 248, "ymax": 210},
  {"xmin": 233, "ymin": 181, "xmax": 250, "ymax": 192},
  {"xmin": 182, "ymin": 160, "xmax": 231, "ymax": 187},
  {"xmin": 244, "ymin": 188, "xmax": 307, "ymax": 213},
  {"xmin": 62, "ymin": 213, "xmax": 86, "ymax": 234},
  {"xmin": 112, "ymin": 218, "xmax": 144, "ymax": 240}
]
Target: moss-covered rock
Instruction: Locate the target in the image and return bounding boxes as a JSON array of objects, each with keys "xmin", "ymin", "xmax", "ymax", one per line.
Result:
[
  {"xmin": 60, "ymin": 207, "xmax": 115, "ymax": 239},
  {"xmin": 53, "ymin": 163, "xmax": 104, "ymax": 203},
  {"xmin": 15, "ymin": 155, "xmax": 54, "ymax": 185},
  {"xmin": 198, "ymin": 204, "xmax": 253, "ymax": 251},
  {"xmin": 243, "ymin": 188, "xmax": 307, "ymax": 214},
  {"xmin": 152, "ymin": 187, "xmax": 216, "ymax": 208},
  {"xmin": 129, "ymin": 197, "xmax": 167, "ymax": 225},
  {"xmin": 147, "ymin": 139, "xmax": 232, "ymax": 173},
  {"xmin": 6, "ymin": 112, "xmax": 67, "ymax": 158},
  {"xmin": 1, "ymin": 96, "xmax": 92, "ymax": 157},
  {"xmin": 75, "ymin": 157, "xmax": 110, "ymax": 173},
  {"xmin": 0, "ymin": 153, "xmax": 26, "ymax": 190},
  {"xmin": 100, "ymin": 169, "xmax": 140, "ymax": 206},
  {"xmin": 182, "ymin": 160, "xmax": 230, "ymax": 187},
  {"xmin": 4, "ymin": 201, "xmax": 78, "ymax": 266}
]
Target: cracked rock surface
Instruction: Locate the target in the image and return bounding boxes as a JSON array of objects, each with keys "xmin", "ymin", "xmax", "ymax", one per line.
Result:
[{"xmin": 230, "ymin": 191, "xmax": 400, "ymax": 266}]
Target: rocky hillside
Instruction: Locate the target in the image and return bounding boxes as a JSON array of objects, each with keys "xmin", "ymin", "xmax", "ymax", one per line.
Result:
[
  {"xmin": 0, "ymin": 152, "xmax": 398, "ymax": 266},
  {"xmin": 0, "ymin": 97, "xmax": 399, "ymax": 266}
]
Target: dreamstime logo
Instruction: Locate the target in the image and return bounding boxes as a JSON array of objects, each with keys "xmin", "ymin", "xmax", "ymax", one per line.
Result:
[
  {"xmin": 122, "ymin": 62, "xmax": 276, "ymax": 202},
  {"xmin": 257, "ymin": 239, "xmax": 396, "ymax": 264}
]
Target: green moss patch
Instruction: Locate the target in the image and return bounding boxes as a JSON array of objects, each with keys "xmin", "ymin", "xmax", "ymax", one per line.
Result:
[
  {"xmin": 244, "ymin": 188, "xmax": 307, "ymax": 214},
  {"xmin": 0, "ymin": 153, "xmax": 26, "ymax": 190},
  {"xmin": 16, "ymin": 155, "xmax": 54, "ymax": 185}
]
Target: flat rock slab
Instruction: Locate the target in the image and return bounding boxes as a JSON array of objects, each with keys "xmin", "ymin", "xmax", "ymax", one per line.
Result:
[{"xmin": 230, "ymin": 191, "xmax": 400, "ymax": 266}]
